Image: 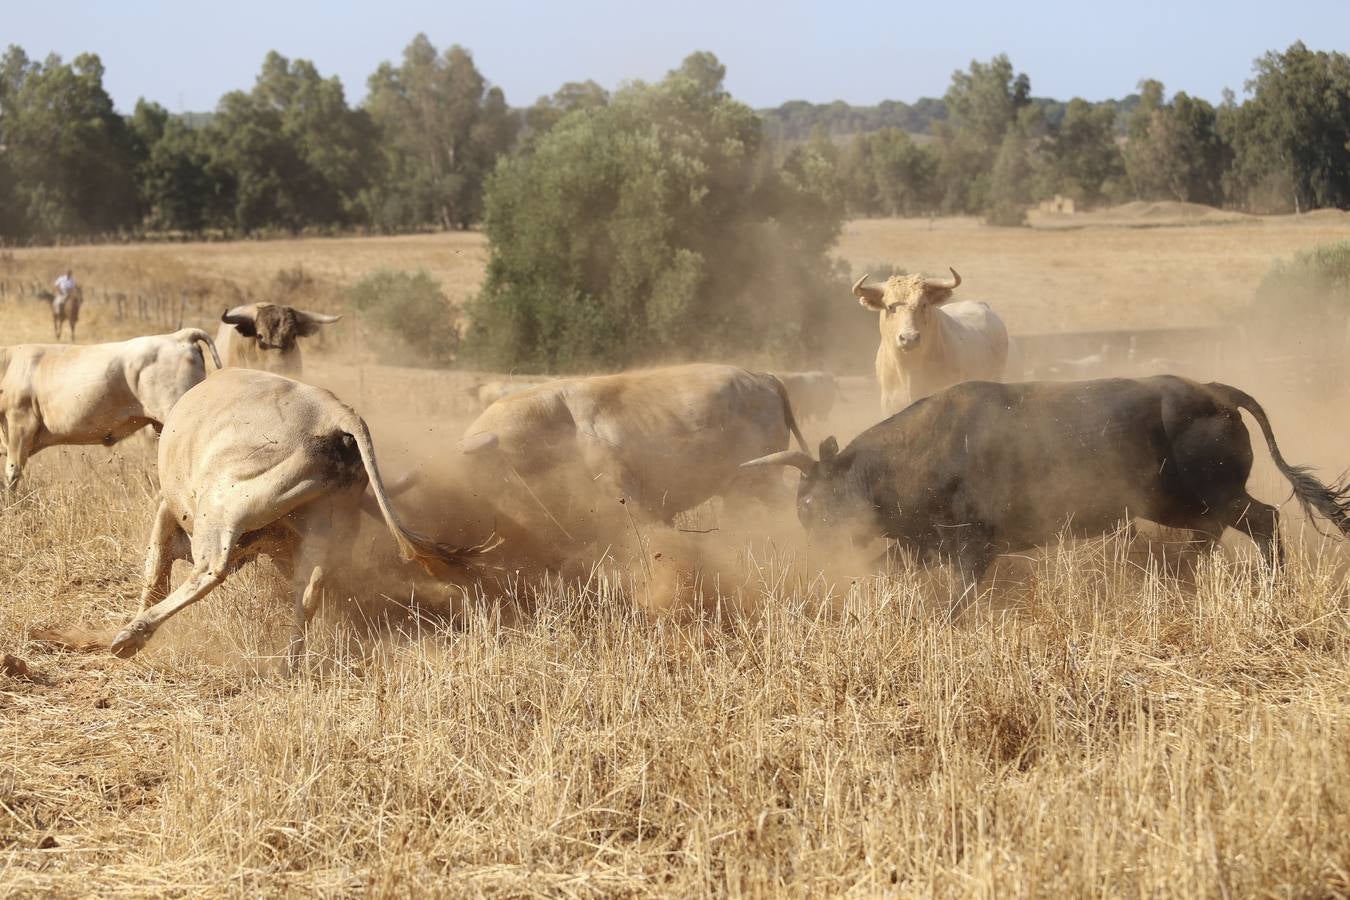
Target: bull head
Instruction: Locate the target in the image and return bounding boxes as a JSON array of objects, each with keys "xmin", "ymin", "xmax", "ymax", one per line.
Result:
[
  {"xmin": 742, "ymin": 437, "xmax": 867, "ymax": 534},
  {"xmin": 221, "ymin": 304, "xmax": 342, "ymax": 350},
  {"xmin": 853, "ymin": 268, "xmax": 962, "ymax": 353}
]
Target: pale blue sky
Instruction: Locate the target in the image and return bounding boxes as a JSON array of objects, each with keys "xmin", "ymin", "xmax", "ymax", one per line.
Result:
[{"xmin": 5, "ymin": 1, "xmax": 1347, "ymax": 113}]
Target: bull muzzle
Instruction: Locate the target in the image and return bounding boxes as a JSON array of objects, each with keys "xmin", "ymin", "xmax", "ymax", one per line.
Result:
[{"xmin": 897, "ymin": 332, "xmax": 921, "ymax": 351}]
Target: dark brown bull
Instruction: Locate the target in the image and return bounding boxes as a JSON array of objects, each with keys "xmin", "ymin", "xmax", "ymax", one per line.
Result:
[
  {"xmin": 744, "ymin": 376, "xmax": 1350, "ymax": 618},
  {"xmin": 216, "ymin": 303, "xmax": 341, "ymax": 376}
]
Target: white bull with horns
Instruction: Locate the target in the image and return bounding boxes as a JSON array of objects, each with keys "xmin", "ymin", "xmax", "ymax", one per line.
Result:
[{"xmin": 853, "ymin": 268, "xmax": 1010, "ymax": 414}]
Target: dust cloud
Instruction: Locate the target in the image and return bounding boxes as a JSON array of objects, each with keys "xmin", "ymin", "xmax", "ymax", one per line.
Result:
[{"xmin": 303, "ymin": 268, "xmax": 1350, "ymax": 629}]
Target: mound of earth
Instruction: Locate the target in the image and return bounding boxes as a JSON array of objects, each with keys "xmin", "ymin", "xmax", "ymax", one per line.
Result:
[
  {"xmin": 1097, "ymin": 200, "xmax": 1251, "ymax": 223},
  {"xmin": 1293, "ymin": 208, "xmax": 1350, "ymax": 223},
  {"xmin": 1028, "ymin": 200, "xmax": 1253, "ymax": 229}
]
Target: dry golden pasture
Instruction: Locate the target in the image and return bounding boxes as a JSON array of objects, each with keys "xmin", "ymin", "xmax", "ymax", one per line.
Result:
[{"xmin": 2, "ymin": 214, "xmax": 1350, "ymax": 896}]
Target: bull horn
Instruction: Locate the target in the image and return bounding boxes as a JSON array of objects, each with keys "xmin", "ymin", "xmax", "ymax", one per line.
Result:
[
  {"xmin": 925, "ymin": 267, "xmax": 962, "ymax": 291},
  {"xmin": 220, "ymin": 307, "xmax": 255, "ymax": 326},
  {"xmin": 740, "ymin": 450, "xmax": 817, "ymax": 474},
  {"xmin": 297, "ymin": 310, "xmax": 342, "ymax": 324},
  {"xmin": 852, "ymin": 274, "xmax": 886, "ymax": 307},
  {"xmin": 460, "ymin": 432, "xmax": 500, "ymax": 455}
]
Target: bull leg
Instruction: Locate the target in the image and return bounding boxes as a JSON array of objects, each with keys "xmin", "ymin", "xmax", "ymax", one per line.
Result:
[
  {"xmin": 1227, "ymin": 494, "xmax": 1283, "ymax": 570},
  {"xmin": 947, "ymin": 540, "xmax": 995, "ymax": 623},
  {"xmin": 138, "ymin": 501, "xmax": 190, "ymax": 610},
  {"xmin": 288, "ymin": 565, "xmax": 325, "ymax": 672},
  {"xmin": 111, "ymin": 525, "xmax": 238, "ymax": 658},
  {"xmin": 3, "ymin": 409, "xmax": 37, "ymax": 490},
  {"xmin": 282, "ymin": 501, "xmax": 350, "ymax": 669}
]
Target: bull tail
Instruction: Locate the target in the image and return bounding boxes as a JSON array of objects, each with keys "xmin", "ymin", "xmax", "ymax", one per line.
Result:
[
  {"xmin": 176, "ymin": 327, "xmax": 223, "ymax": 369},
  {"xmin": 1208, "ymin": 382, "xmax": 1350, "ymax": 537},
  {"xmin": 344, "ymin": 412, "xmax": 501, "ymax": 574},
  {"xmin": 763, "ymin": 372, "xmax": 809, "ymax": 452}
]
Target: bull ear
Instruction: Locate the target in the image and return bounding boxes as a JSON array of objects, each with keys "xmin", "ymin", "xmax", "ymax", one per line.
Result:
[
  {"xmin": 852, "ymin": 275, "xmax": 886, "ymax": 311},
  {"xmin": 818, "ymin": 436, "xmax": 839, "ymax": 462},
  {"xmin": 220, "ymin": 307, "xmax": 257, "ymax": 338},
  {"xmin": 460, "ymin": 432, "xmax": 500, "ymax": 455},
  {"xmin": 740, "ymin": 450, "xmax": 817, "ymax": 475},
  {"xmin": 294, "ymin": 309, "xmax": 342, "ymax": 337}
]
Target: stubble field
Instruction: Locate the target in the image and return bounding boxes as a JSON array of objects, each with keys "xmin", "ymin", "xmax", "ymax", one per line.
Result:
[{"xmin": 1, "ymin": 211, "xmax": 1349, "ymax": 896}]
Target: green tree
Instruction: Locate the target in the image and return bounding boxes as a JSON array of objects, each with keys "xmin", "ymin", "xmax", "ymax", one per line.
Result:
[
  {"xmin": 933, "ymin": 55, "xmax": 1032, "ymax": 213},
  {"xmin": 1222, "ymin": 42, "xmax": 1350, "ymax": 213},
  {"xmin": 0, "ymin": 45, "xmax": 139, "ymax": 239},
  {"xmin": 525, "ymin": 80, "xmax": 608, "ymax": 137},
  {"xmin": 1039, "ymin": 98, "xmax": 1125, "ymax": 206},
  {"xmin": 470, "ymin": 52, "xmax": 844, "ymax": 371},
  {"xmin": 1123, "ymin": 80, "xmax": 1228, "ymax": 205},
  {"xmin": 986, "ymin": 127, "xmax": 1035, "ymax": 226},
  {"xmin": 839, "ymin": 128, "xmax": 936, "ymax": 216},
  {"xmin": 204, "ymin": 52, "xmax": 374, "ymax": 233},
  {"xmin": 364, "ymin": 35, "xmax": 519, "ymax": 230},
  {"xmin": 139, "ymin": 116, "xmax": 219, "ymax": 232}
]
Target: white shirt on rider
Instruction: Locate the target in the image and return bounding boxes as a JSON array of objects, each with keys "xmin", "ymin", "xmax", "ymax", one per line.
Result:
[{"xmin": 55, "ymin": 274, "xmax": 77, "ymax": 295}]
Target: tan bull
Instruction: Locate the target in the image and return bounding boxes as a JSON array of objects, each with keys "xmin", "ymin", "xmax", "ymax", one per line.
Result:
[
  {"xmin": 110, "ymin": 368, "xmax": 497, "ymax": 661},
  {"xmin": 460, "ymin": 364, "xmax": 807, "ymax": 526},
  {"xmin": 0, "ymin": 328, "xmax": 221, "ymax": 489},
  {"xmin": 467, "ymin": 379, "xmax": 551, "ymax": 411},
  {"xmin": 853, "ymin": 268, "xmax": 1009, "ymax": 414},
  {"xmin": 216, "ymin": 303, "xmax": 341, "ymax": 376}
]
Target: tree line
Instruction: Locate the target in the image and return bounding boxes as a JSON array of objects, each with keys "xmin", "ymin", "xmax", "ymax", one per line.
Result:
[
  {"xmin": 758, "ymin": 93, "xmax": 1143, "ymax": 144},
  {"xmin": 0, "ymin": 35, "xmax": 520, "ymax": 241},
  {"xmin": 0, "ymin": 39, "xmax": 1347, "ymax": 243},
  {"xmin": 812, "ymin": 43, "xmax": 1350, "ymax": 223}
]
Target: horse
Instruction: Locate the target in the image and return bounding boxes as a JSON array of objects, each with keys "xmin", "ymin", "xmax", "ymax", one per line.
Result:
[{"xmin": 53, "ymin": 285, "xmax": 83, "ymax": 341}]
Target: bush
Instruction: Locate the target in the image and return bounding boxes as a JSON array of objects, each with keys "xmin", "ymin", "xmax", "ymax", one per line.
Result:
[
  {"xmin": 1253, "ymin": 242, "xmax": 1350, "ymax": 314},
  {"xmin": 346, "ymin": 269, "xmax": 461, "ymax": 367},
  {"xmin": 272, "ymin": 265, "xmax": 314, "ymax": 294},
  {"xmin": 467, "ymin": 52, "xmax": 845, "ymax": 372},
  {"xmin": 1249, "ymin": 241, "xmax": 1350, "ymax": 352},
  {"xmin": 985, "ymin": 131, "xmax": 1032, "ymax": 227}
]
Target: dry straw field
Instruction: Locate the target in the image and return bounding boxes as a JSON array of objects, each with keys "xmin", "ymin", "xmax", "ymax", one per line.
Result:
[{"xmin": 2, "ymin": 211, "xmax": 1350, "ymax": 896}]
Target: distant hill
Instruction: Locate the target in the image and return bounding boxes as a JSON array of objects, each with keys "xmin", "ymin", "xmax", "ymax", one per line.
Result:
[{"xmin": 757, "ymin": 94, "xmax": 1142, "ymax": 143}]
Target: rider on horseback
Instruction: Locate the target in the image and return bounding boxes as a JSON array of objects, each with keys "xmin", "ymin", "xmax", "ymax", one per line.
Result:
[
  {"xmin": 54, "ymin": 269, "xmax": 77, "ymax": 302},
  {"xmin": 52, "ymin": 269, "xmax": 83, "ymax": 341}
]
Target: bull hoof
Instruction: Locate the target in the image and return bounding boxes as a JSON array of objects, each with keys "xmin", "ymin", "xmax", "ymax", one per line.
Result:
[{"xmin": 109, "ymin": 624, "xmax": 150, "ymax": 659}]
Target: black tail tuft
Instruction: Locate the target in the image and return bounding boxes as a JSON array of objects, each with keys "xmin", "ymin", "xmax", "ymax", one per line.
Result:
[
  {"xmin": 1207, "ymin": 381, "xmax": 1350, "ymax": 539},
  {"xmin": 1283, "ymin": 464, "xmax": 1350, "ymax": 538}
]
